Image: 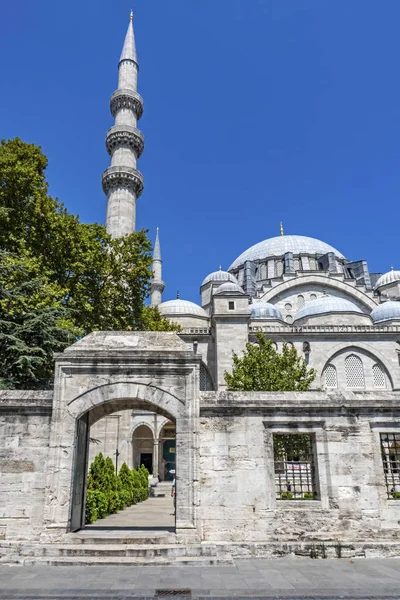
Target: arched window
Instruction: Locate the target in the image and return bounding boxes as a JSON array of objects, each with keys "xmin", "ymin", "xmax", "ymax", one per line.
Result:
[
  {"xmin": 345, "ymin": 354, "xmax": 365, "ymax": 388},
  {"xmin": 373, "ymin": 364, "xmax": 386, "ymax": 389},
  {"xmin": 275, "ymin": 260, "xmax": 284, "ymax": 277},
  {"xmin": 324, "ymin": 364, "xmax": 337, "ymax": 389},
  {"xmin": 297, "ymin": 295, "xmax": 305, "ymax": 309},
  {"xmin": 293, "ymin": 259, "xmax": 301, "ymax": 271},
  {"xmin": 309, "ymin": 258, "xmax": 317, "ymax": 270},
  {"xmin": 286, "ymin": 315, "xmax": 293, "ymax": 324},
  {"xmin": 200, "ymin": 364, "xmax": 214, "ymax": 391}
]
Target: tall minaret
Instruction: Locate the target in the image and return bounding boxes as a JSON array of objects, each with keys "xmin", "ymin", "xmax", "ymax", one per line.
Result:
[
  {"xmin": 151, "ymin": 228, "xmax": 165, "ymax": 306},
  {"xmin": 102, "ymin": 12, "xmax": 144, "ymax": 237}
]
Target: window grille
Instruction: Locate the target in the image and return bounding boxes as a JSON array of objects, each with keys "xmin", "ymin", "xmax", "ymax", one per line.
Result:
[
  {"xmin": 285, "ymin": 302, "xmax": 292, "ymax": 311},
  {"xmin": 293, "ymin": 259, "xmax": 301, "ymax": 271},
  {"xmin": 373, "ymin": 364, "xmax": 386, "ymax": 389},
  {"xmin": 345, "ymin": 354, "xmax": 365, "ymax": 388},
  {"xmin": 260, "ymin": 263, "xmax": 267, "ymax": 279},
  {"xmin": 200, "ymin": 364, "xmax": 214, "ymax": 391},
  {"xmin": 297, "ymin": 295, "xmax": 305, "ymax": 309},
  {"xmin": 275, "ymin": 261, "xmax": 284, "ymax": 277},
  {"xmin": 324, "ymin": 364, "xmax": 337, "ymax": 389},
  {"xmin": 273, "ymin": 434, "xmax": 318, "ymax": 500},
  {"xmin": 286, "ymin": 315, "xmax": 293, "ymax": 324},
  {"xmin": 310, "ymin": 293, "xmax": 317, "ymax": 301},
  {"xmin": 380, "ymin": 433, "xmax": 400, "ymax": 498}
]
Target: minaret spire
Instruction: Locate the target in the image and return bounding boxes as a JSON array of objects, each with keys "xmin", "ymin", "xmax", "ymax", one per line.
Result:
[
  {"xmin": 102, "ymin": 13, "xmax": 144, "ymax": 238},
  {"xmin": 151, "ymin": 228, "xmax": 165, "ymax": 306}
]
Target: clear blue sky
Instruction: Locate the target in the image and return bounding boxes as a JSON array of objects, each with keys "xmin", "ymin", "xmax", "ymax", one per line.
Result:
[{"xmin": 2, "ymin": 1, "xmax": 400, "ymax": 303}]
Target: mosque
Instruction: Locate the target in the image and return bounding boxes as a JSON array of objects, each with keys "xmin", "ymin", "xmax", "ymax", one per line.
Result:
[
  {"xmin": 2, "ymin": 13, "xmax": 400, "ymax": 559},
  {"xmin": 90, "ymin": 12, "xmax": 400, "ymax": 482}
]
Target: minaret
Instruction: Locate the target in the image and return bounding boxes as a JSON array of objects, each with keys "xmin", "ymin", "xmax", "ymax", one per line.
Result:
[
  {"xmin": 102, "ymin": 12, "xmax": 144, "ymax": 237},
  {"xmin": 151, "ymin": 228, "xmax": 165, "ymax": 306}
]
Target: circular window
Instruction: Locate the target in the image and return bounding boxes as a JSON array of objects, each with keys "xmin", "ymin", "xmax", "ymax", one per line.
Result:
[
  {"xmin": 285, "ymin": 303, "xmax": 292, "ymax": 311},
  {"xmin": 310, "ymin": 293, "xmax": 317, "ymax": 301},
  {"xmin": 286, "ymin": 315, "xmax": 293, "ymax": 324}
]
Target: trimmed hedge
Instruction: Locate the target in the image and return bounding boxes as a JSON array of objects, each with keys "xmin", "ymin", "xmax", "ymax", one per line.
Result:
[{"xmin": 85, "ymin": 453, "xmax": 149, "ymax": 524}]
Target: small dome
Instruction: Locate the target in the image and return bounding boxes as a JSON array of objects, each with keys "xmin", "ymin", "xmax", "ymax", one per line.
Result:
[
  {"xmin": 229, "ymin": 235, "xmax": 345, "ymax": 270},
  {"xmin": 294, "ymin": 296, "xmax": 363, "ymax": 321},
  {"xmin": 214, "ymin": 282, "xmax": 245, "ymax": 296},
  {"xmin": 249, "ymin": 301, "xmax": 282, "ymax": 320},
  {"xmin": 371, "ymin": 301, "xmax": 400, "ymax": 323},
  {"xmin": 374, "ymin": 270, "xmax": 400, "ymax": 290},
  {"xmin": 159, "ymin": 299, "xmax": 208, "ymax": 318},
  {"xmin": 201, "ymin": 270, "xmax": 238, "ymax": 287}
]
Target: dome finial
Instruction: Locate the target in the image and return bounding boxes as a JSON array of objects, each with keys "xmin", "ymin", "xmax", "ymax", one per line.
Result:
[
  {"xmin": 280, "ymin": 221, "xmax": 284, "ymax": 236},
  {"xmin": 391, "ymin": 265, "xmax": 394, "ymax": 271},
  {"xmin": 130, "ymin": 9, "xmax": 133, "ymax": 21},
  {"xmin": 219, "ymin": 265, "xmax": 222, "ymax": 271},
  {"xmin": 176, "ymin": 290, "xmax": 180, "ymax": 299}
]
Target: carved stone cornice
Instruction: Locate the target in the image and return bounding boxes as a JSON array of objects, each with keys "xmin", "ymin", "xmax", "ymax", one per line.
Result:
[
  {"xmin": 110, "ymin": 89, "xmax": 144, "ymax": 120},
  {"xmin": 106, "ymin": 125, "xmax": 144, "ymax": 158},
  {"xmin": 102, "ymin": 166, "xmax": 144, "ymax": 197}
]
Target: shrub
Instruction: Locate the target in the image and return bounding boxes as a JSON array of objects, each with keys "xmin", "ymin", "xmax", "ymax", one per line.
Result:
[
  {"xmin": 392, "ymin": 492, "xmax": 400, "ymax": 499},
  {"xmin": 280, "ymin": 492, "xmax": 293, "ymax": 500},
  {"xmin": 108, "ymin": 490, "xmax": 121, "ymax": 514},
  {"xmin": 85, "ymin": 490, "xmax": 98, "ymax": 524},
  {"xmin": 93, "ymin": 490, "xmax": 108, "ymax": 519},
  {"xmin": 303, "ymin": 492, "xmax": 314, "ymax": 500}
]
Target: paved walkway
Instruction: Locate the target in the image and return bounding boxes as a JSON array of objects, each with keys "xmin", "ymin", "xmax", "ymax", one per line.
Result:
[
  {"xmin": 2, "ymin": 558, "xmax": 400, "ymax": 598},
  {"xmin": 85, "ymin": 494, "xmax": 175, "ymax": 532}
]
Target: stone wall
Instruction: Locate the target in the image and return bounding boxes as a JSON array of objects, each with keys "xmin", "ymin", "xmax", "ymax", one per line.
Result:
[
  {"xmin": 0, "ymin": 391, "xmax": 52, "ymax": 541},
  {"xmin": 198, "ymin": 390, "xmax": 400, "ymax": 543}
]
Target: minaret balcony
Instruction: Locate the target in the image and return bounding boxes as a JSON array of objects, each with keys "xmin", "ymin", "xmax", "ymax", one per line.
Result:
[
  {"xmin": 151, "ymin": 280, "xmax": 166, "ymax": 293},
  {"xmin": 106, "ymin": 125, "xmax": 144, "ymax": 158},
  {"xmin": 102, "ymin": 166, "xmax": 144, "ymax": 197},
  {"xmin": 110, "ymin": 89, "xmax": 144, "ymax": 120}
]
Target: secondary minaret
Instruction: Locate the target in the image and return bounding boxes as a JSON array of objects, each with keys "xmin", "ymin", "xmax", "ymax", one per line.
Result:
[
  {"xmin": 151, "ymin": 228, "xmax": 165, "ymax": 306},
  {"xmin": 102, "ymin": 12, "xmax": 144, "ymax": 237}
]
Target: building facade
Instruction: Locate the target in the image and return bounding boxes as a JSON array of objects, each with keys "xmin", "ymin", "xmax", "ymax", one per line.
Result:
[{"xmin": 1, "ymin": 14, "xmax": 400, "ymax": 562}]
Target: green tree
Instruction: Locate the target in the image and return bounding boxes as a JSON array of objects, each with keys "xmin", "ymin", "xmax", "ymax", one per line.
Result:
[
  {"xmin": 0, "ymin": 138, "xmax": 178, "ymax": 387},
  {"xmin": 225, "ymin": 332, "xmax": 316, "ymax": 391}
]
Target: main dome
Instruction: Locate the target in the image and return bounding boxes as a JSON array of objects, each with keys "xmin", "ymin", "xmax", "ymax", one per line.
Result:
[{"xmin": 229, "ymin": 235, "xmax": 345, "ymax": 270}]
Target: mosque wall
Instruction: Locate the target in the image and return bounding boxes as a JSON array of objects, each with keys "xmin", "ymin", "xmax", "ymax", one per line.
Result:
[{"xmin": 198, "ymin": 391, "xmax": 400, "ymax": 544}]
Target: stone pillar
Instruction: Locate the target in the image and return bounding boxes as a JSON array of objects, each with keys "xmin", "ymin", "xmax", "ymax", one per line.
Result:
[{"xmin": 153, "ymin": 438, "xmax": 159, "ymax": 478}]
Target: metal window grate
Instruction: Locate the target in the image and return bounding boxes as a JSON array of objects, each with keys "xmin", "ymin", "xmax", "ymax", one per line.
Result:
[
  {"xmin": 200, "ymin": 364, "xmax": 213, "ymax": 391},
  {"xmin": 275, "ymin": 260, "xmax": 284, "ymax": 277},
  {"xmin": 345, "ymin": 354, "xmax": 365, "ymax": 388},
  {"xmin": 380, "ymin": 433, "xmax": 400, "ymax": 498},
  {"xmin": 273, "ymin": 434, "xmax": 317, "ymax": 500},
  {"xmin": 373, "ymin": 364, "xmax": 386, "ymax": 389},
  {"xmin": 324, "ymin": 364, "xmax": 338, "ymax": 389}
]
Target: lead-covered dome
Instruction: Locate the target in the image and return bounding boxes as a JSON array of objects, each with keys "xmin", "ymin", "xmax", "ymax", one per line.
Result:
[
  {"xmin": 294, "ymin": 296, "xmax": 362, "ymax": 322},
  {"xmin": 249, "ymin": 301, "xmax": 282, "ymax": 320},
  {"xmin": 214, "ymin": 282, "xmax": 245, "ymax": 295},
  {"xmin": 202, "ymin": 270, "xmax": 238, "ymax": 287},
  {"xmin": 374, "ymin": 270, "xmax": 400, "ymax": 290},
  {"xmin": 159, "ymin": 299, "xmax": 208, "ymax": 318},
  {"xmin": 371, "ymin": 301, "xmax": 400, "ymax": 323},
  {"xmin": 229, "ymin": 235, "xmax": 345, "ymax": 270}
]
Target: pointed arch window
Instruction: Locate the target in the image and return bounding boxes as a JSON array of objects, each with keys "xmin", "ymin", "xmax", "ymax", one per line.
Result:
[
  {"xmin": 373, "ymin": 364, "xmax": 386, "ymax": 389},
  {"xmin": 324, "ymin": 364, "xmax": 337, "ymax": 389},
  {"xmin": 345, "ymin": 354, "xmax": 365, "ymax": 388}
]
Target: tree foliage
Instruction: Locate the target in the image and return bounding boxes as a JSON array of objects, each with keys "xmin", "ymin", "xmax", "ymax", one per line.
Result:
[
  {"xmin": 225, "ymin": 332, "xmax": 316, "ymax": 391},
  {"xmin": 0, "ymin": 138, "xmax": 178, "ymax": 388}
]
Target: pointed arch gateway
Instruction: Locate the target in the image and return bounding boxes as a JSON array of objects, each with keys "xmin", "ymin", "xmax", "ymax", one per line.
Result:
[{"xmin": 43, "ymin": 331, "xmax": 201, "ymax": 540}]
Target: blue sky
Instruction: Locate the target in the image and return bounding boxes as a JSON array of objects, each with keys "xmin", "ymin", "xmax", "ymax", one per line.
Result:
[{"xmin": 2, "ymin": 1, "xmax": 400, "ymax": 303}]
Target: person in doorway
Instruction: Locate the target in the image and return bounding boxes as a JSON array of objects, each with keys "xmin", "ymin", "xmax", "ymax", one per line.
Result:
[{"xmin": 171, "ymin": 477, "xmax": 176, "ymax": 512}]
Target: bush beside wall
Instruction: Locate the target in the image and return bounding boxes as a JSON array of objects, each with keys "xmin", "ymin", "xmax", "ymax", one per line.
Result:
[{"xmin": 85, "ymin": 453, "xmax": 149, "ymax": 524}]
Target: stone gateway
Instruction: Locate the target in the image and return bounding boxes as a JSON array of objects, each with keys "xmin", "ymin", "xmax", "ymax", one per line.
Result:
[{"xmin": 1, "ymin": 13, "xmax": 400, "ymax": 563}]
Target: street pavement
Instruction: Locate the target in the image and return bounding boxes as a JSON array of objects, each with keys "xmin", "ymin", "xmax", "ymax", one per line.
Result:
[{"xmin": 2, "ymin": 557, "xmax": 400, "ymax": 599}]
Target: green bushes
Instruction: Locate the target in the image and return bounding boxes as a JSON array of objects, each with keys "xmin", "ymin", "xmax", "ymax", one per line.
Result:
[{"xmin": 85, "ymin": 453, "xmax": 149, "ymax": 524}]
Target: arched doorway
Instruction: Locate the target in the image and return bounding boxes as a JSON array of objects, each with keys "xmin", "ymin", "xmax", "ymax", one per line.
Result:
[{"xmin": 132, "ymin": 424, "xmax": 154, "ymax": 474}]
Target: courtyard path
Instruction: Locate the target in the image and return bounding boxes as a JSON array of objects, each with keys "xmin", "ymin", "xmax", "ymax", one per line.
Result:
[{"xmin": 85, "ymin": 493, "xmax": 175, "ymax": 531}]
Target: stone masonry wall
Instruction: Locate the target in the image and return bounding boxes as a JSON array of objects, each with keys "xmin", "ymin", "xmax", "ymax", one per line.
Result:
[{"xmin": 0, "ymin": 392, "xmax": 52, "ymax": 542}]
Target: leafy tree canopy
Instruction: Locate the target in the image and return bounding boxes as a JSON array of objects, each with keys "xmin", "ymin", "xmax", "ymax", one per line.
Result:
[
  {"xmin": 0, "ymin": 138, "xmax": 178, "ymax": 388},
  {"xmin": 225, "ymin": 332, "xmax": 316, "ymax": 391}
]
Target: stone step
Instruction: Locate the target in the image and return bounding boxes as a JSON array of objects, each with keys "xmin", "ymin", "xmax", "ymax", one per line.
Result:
[
  {"xmin": 71, "ymin": 533, "xmax": 176, "ymax": 545},
  {"xmin": 30, "ymin": 543, "xmax": 210, "ymax": 559},
  {"xmin": 19, "ymin": 554, "xmax": 232, "ymax": 566}
]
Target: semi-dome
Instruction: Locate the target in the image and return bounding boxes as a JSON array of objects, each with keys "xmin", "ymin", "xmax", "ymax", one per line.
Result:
[
  {"xmin": 214, "ymin": 282, "xmax": 245, "ymax": 296},
  {"xmin": 229, "ymin": 235, "xmax": 345, "ymax": 270},
  {"xmin": 374, "ymin": 270, "xmax": 400, "ymax": 290},
  {"xmin": 201, "ymin": 269, "xmax": 238, "ymax": 287},
  {"xmin": 294, "ymin": 296, "xmax": 363, "ymax": 322},
  {"xmin": 371, "ymin": 301, "xmax": 400, "ymax": 323},
  {"xmin": 159, "ymin": 299, "xmax": 208, "ymax": 318},
  {"xmin": 249, "ymin": 301, "xmax": 282, "ymax": 320}
]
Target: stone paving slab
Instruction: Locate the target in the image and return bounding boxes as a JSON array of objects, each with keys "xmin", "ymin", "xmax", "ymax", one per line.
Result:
[
  {"xmin": 84, "ymin": 495, "xmax": 175, "ymax": 531},
  {"xmin": 2, "ymin": 558, "xmax": 400, "ymax": 599}
]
